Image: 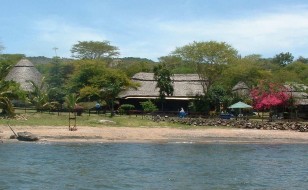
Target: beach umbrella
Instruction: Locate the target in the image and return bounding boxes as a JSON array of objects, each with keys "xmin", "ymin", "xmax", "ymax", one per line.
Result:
[
  {"xmin": 228, "ymin": 101, "xmax": 252, "ymax": 115},
  {"xmin": 228, "ymin": 101, "xmax": 252, "ymax": 109}
]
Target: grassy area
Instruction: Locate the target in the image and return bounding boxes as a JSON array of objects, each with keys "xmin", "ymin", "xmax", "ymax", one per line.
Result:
[
  {"xmin": 4, "ymin": 109, "xmax": 304, "ymax": 129},
  {"xmin": 0, "ymin": 109, "xmax": 190, "ymax": 128}
]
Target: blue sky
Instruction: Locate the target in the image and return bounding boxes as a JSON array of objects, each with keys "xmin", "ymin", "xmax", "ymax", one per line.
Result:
[{"xmin": 1, "ymin": 0, "xmax": 308, "ymax": 61}]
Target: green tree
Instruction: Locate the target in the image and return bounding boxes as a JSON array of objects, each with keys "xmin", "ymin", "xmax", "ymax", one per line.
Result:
[
  {"xmin": 79, "ymin": 86, "xmax": 100, "ymax": 101},
  {"xmin": 68, "ymin": 60, "xmax": 138, "ymax": 116},
  {"xmin": 206, "ymin": 85, "xmax": 231, "ymax": 112},
  {"xmin": 0, "ymin": 81, "xmax": 18, "ymax": 116},
  {"xmin": 0, "ymin": 54, "xmax": 25, "ymax": 80},
  {"xmin": 296, "ymin": 56, "xmax": 308, "ymax": 64},
  {"xmin": 158, "ymin": 55, "xmax": 194, "ymax": 74},
  {"xmin": 115, "ymin": 58, "xmax": 154, "ymax": 77},
  {"xmin": 153, "ymin": 63, "xmax": 174, "ymax": 111},
  {"xmin": 0, "ymin": 60, "xmax": 12, "ymax": 80},
  {"xmin": 221, "ymin": 55, "xmax": 272, "ymax": 88},
  {"xmin": 284, "ymin": 61, "xmax": 308, "ymax": 84},
  {"xmin": 0, "ymin": 92, "xmax": 14, "ymax": 116},
  {"xmin": 64, "ymin": 93, "xmax": 80, "ymax": 111},
  {"xmin": 272, "ymin": 52, "xmax": 294, "ymax": 66},
  {"xmin": 67, "ymin": 59, "xmax": 107, "ymax": 92},
  {"xmin": 71, "ymin": 41, "xmax": 119, "ymax": 60},
  {"xmin": 190, "ymin": 95, "xmax": 210, "ymax": 113},
  {"xmin": 92, "ymin": 69, "xmax": 137, "ymax": 117},
  {"xmin": 46, "ymin": 57, "xmax": 74, "ymax": 103},
  {"xmin": 271, "ymin": 69, "xmax": 300, "ymax": 84},
  {"xmin": 100, "ymin": 83, "xmax": 122, "ymax": 116},
  {"xmin": 28, "ymin": 78, "xmax": 48, "ymax": 112},
  {"xmin": 172, "ymin": 41, "xmax": 238, "ymax": 92}
]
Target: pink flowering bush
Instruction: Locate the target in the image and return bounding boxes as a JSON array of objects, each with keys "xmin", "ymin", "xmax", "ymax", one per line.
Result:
[{"xmin": 250, "ymin": 81, "xmax": 290, "ymax": 111}]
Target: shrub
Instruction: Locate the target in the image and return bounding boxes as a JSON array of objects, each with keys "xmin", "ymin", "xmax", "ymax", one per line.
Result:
[
  {"xmin": 118, "ymin": 104, "xmax": 135, "ymax": 115},
  {"xmin": 140, "ymin": 100, "xmax": 158, "ymax": 113}
]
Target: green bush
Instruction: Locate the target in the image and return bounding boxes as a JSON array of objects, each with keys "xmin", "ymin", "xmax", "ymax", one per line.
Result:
[
  {"xmin": 118, "ymin": 104, "xmax": 135, "ymax": 115},
  {"xmin": 140, "ymin": 100, "xmax": 158, "ymax": 113}
]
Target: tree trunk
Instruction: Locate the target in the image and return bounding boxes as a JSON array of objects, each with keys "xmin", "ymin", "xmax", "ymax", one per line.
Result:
[{"xmin": 110, "ymin": 100, "xmax": 115, "ymax": 117}]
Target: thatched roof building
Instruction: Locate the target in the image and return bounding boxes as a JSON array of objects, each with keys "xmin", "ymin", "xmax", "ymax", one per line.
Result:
[
  {"xmin": 5, "ymin": 58, "xmax": 42, "ymax": 92},
  {"xmin": 284, "ymin": 84, "xmax": 308, "ymax": 119},
  {"xmin": 119, "ymin": 72, "xmax": 206, "ymax": 111},
  {"xmin": 120, "ymin": 72, "xmax": 205, "ymax": 100},
  {"xmin": 232, "ymin": 81, "xmax": 250, "ymax": 97},
  {"xmin": 284, "ymin": 84, "xmax": 308, "ymax": 105}
]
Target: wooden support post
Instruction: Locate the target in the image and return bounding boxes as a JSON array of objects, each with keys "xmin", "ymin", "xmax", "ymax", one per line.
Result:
[{"xmin": 68, "ymin": 112, "xmax": 77, "ymax": 131}]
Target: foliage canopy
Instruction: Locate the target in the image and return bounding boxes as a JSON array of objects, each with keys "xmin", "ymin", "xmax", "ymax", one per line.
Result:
[{"xmin": 71, "ymin": 41, "xmax": 119, "ymax": 60}]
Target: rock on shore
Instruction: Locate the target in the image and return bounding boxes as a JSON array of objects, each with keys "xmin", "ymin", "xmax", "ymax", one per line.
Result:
[
  {"xmin": 167, "ymin": 118, "xmax": 308, "ymax": 132},
  {"xmin": 17, "ymin": 132, "xmax": 39, "ymax": 141}
]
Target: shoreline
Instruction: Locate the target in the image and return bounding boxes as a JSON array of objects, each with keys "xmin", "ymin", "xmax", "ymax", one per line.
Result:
[{"xmin": 1, "ymin": 125, "xmax": 308, "ymax": 144}]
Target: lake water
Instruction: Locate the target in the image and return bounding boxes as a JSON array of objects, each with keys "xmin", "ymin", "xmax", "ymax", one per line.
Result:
[{"xmin": 0, "ymin": 142, "xmax": 307, "ymax": 190}]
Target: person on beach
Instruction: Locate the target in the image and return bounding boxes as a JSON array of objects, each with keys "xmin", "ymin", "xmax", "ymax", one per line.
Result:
[
  {"xmin": 95, "ymin": 102, "xmax": 101, "ymax": 114},
  {"xmin": 179, "ymin": 108, "xmax": 186, "ymax": 118}
]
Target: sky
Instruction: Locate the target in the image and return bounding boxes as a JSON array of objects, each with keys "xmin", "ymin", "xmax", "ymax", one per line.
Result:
[{"xmin": 1, "ymin": 0, "xmax": 308, "ymax": 61}]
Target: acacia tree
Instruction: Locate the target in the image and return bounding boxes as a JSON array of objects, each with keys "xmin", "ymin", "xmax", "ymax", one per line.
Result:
[
  {"xmin": 153, "ymin": 63, "xmax": 174, "ymax": 111},
  {"xmin": 272, "ymin": 52, "xmax": 294, "ymax": 67},
  {"xmin": 172, "ymin": 41, "xmax": 238, "ymax": 92},
  {"xmin": 71, "ymin": 41, "xmax": 119, "ymax": 60}
]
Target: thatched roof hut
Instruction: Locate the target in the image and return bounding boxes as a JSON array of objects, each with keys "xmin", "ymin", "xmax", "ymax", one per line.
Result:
[
  {"xmin": 232, "ymin": 81, "xmax": 250, "ymax": 97},
  {"xmin": 119, "ymin": 72, "xmax": 205, "ymax": 100},
  {"xmin": 284, "ymin": 84, "xmax": 308, "ymax": 105},
  {"xmin": 5, "ymin": 58, "xmax": 42, "ymax": 92},
  {"xmin": 284, "ymin": 84, "xmax": 308, "ymax": 119}
]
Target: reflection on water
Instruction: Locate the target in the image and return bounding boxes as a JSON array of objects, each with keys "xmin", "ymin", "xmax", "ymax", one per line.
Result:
[{"xmin": 0, "ymin": 142, "xmax": 307, "ymax": 189}]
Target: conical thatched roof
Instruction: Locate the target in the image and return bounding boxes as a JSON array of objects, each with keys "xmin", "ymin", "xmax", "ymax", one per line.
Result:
[
  {"xmin": 232, "ymin": 81, "xmax": 249, "ymax": 91},
  {"xmin": 232, "ymin": 81, "xmax": 250, "ymax": 97},
  {"xmin": 5, "ymin": 58, "xmax": 42, "ymax": 92}
]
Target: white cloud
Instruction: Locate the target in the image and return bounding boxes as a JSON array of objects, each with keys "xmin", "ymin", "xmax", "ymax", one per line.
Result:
[
  {"xmin": 34, "ymin": 18, "xmax": 106, "ymax": 57},
  {"xmin": 156, "ymin": 7, "xmax": 308, "ymax": 58},
  {"xmin": 26, "ymin": 5, "xmax": 308, "ymax": 60}
]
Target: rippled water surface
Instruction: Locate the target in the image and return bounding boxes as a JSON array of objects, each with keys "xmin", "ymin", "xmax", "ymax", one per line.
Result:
[{"xmin": 0, "ymin": 142, "xmax": 307, "ymax": 190}]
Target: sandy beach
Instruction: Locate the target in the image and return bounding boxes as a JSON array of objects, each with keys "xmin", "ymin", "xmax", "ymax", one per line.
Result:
[{"xmin": 1, "ymin": 125, "xmax": 308, "ymax": 144}]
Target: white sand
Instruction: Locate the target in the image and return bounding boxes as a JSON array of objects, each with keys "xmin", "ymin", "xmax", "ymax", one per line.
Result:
[{"xmin": 1, "ymin": 125, "xmax": 308, "ymax": 143}]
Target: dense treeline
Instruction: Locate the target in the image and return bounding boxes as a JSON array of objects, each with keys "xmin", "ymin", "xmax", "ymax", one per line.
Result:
[{"xmin": 1, "ymin": 40, "xmax": 308, "ymax": 115}]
